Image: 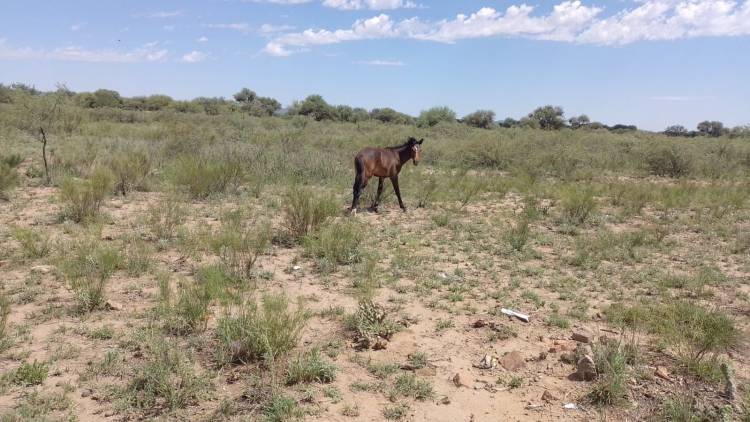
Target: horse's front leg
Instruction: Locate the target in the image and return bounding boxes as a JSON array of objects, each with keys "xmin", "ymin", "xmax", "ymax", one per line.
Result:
[{"xmin": 391, "ymin": 176, "xmax": 406, "ymax": 212}]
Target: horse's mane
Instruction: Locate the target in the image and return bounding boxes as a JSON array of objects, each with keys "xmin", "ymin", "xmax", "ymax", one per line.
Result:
[{"xmin": 385, "ymin": 137, "xmax": 416, "ymax": 150}]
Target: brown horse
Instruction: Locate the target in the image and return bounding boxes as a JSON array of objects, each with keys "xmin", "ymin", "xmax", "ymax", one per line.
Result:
[{"xmin": 350, "ymin": 137, "xmax": 424, "ymax": 213}]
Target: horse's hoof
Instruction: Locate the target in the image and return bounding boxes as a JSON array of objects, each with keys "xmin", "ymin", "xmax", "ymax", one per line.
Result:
[
  {"xmin": 401, "ymin": 207, "xmax": 408, "ymax": 213},
  {"xmin": 350, "ymin": 208, "xmax": 357, "ymax": 216}
]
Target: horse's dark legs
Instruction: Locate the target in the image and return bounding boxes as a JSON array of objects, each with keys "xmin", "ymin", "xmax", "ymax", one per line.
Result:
[
  {"xmin": 370, "ymin": 177, "xmax": 384, "ymax": 212},
  {"xmin": 391, "ymin": 176, "xmax": 406, "ymax": 212}
]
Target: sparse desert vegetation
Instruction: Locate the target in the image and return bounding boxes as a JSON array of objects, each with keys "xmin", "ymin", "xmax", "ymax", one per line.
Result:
[{"xmin": 0, "ymin": 84, "xmax": 748, "ymax": 421}]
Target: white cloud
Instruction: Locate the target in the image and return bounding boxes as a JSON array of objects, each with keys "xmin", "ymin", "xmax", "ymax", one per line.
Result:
[
  {"xmin": 163, "ymin": 25, "xmax": 175, "ymax": 31},
  {"xmin": 357, "ymin": 59, "xmax": 405, "ymax": 66},
  {"xmin": 0, "ymin": 38, "xmax": 168, "ymax": 63},
  {"xmin": 197, "ymin": 36, "xmax": 209, "ymax": 43},
  {"xmin": 181, "ymin": 50, "xmax": 208, "ymax": 63},
  {"xmin": 650, "ymin": 95, "xmax": 716, "ymax": 101},
  {"xmin": 259, "ymin": 23, "xmax": 296, "ymax": 34},
  {"xmin": 70, "ymin": 24, "xmax": 84, "ymax": 32},
  {"xmin": 145, "ymin": 10, "xmax": 182, "ymax": 18},
  {"xmin": 264, "ymin": 1, "xmax": 750, "ymax": 56},
  {"xmin": 202, "ymin": 23, "xmax": 252, "ymax": 33},
  {"xmin": 323, "ymin": 0, "xmax": 417, "ymax": 10},
  {"xmin": 244, "ymin": 0, "xmax": 312, "ymax": 3}
]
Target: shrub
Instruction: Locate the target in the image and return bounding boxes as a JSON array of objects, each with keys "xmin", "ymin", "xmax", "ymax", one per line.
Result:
[
  {"xmin": 0, "ymin": 292, "xmax": 9, "ymax": 342},
  {"xmin": 303, "ymin": 220, "xmax": 362, "ymax": 273},
  {"xmin": 285, "ymin": 348, "xmax": 336, "ymax": 385},
  {"xmin": 388, "ymin": 374, "xmax": 434, "ymax": 401},
  {"xmin": 59, "ymin": 167, "xmax": 114, "ymax": 223},
  {"xmin": 123, "ymin": 337, "xmax": 208, "ymax": 413},
  {"xmin": 346, "ymin": 298, "xmax": 400, "ymax": 342},
  {"xmin": 160, "ymin": 281, "xmax": 211, "ymax": 335},
  {"xmin": 147, "ymin": 195, "xmax": 186, "ymax": 241},
  {"xmin": 588, "ymin": 341, "xmax": 629, "ymax": 406},
  {"xmin": 282, "ymin": 187, "xmax": 338, "ymax": 241},
  {"xmin": 7, "ymin": 360, "xmax": 49, "ymax": 386},
  {"xmin": 10, "ymin": 227, "xmax": 51, "ymax": 259},
  {"xmin": 211, "ymin": 215, "xmax": 272, "ymax": 281},
  {"xmin": 216, "ymin": 294, "xmax": 308, "ymax": 364},
  {"xmin": 0, "ymin": 162, "xmax": 20, "ymax": 200},
  {"xmin": 504, "ymin": 218, "xmax": 530, "ymax": 252},
  {"xmin": 59, "ymin": 239, "xmax": 121, "ymax": 313},
  {"xmin": 646, "ymin": 147, "xmax": 692, "ymax": 178},
  {"xmin": 108, "ymin": 149, "xmax": 151, "ymax": 195},
  {"xmin": 262, "ymin": 393, "xmax": 303, "ymax": 422},
  {"xmin": 417, "ymin": 106, "xmax": 456, "ymax": 127},
  {"xmin": 559, "ymin": 186, "xmax": 597, "ymax": 226},
  {"xmin": 167, "ymin": 154, "xmax": 244, "ymax": 199},
  {"xmin": 462, "ymin": 110, "xmax": 495, "ymax": 129}
]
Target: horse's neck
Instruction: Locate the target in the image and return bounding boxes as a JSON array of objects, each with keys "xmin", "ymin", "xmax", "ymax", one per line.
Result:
[{"xmin": 396, "ymin": 147, "xmax": 411, "ymax": 167}]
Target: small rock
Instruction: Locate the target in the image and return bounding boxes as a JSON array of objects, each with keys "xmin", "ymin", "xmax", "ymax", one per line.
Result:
[
  {"xmin": 373, "ymin": 338, "xmax": 388, "ymax": 350},
  {"xmin": 292, "ymin": 265, "xmax": 301, "ymax": 271},
  {"xmin": 30, "ymin": 264, "xmax": 55, "ymax": 274},
  {"xmin": 475, "ymin": 354, "xmax": 497, "ymax": 370},
  {"xmin": 104, "ymin": 411, "xmax": 116, "ymax": 417},
  {"xmin": 571, "ymin": 328, "xmax": 594, "ymax": 344},
  {"xmin": 570, "ymin": 355, "xmax": 596, "ymax": 381},
  {"xmin": 472, "ymin": 319, "xmax": 488, "ymax": 328},
  {"xmin": 415, "ymin": 367, "xmax": 437, "ymax": 377},
  {"xmin": 542, "ymin": 390, "xmax": 557, "ymax": 403},
  {"xmin": 560, "ymin": 352, "xmax": 576, "ymax": 365},
  {"xmin": 500, "ymin": 351, "xmax": 526, "ymax": 371},
  {"xmin": 81, "ymin": 389, "xmax": 93, "ymax": 398},
  {"xmin": 440, "ymin": 396, "xmax": 451, "ymax": 405},
  {"xmin": 105, "ymin": 300, "xmax": 123, "ymax": 311},
  {"xmin": 549, "ymin": 347, "xmax": 559, "ymax": 353},
  {"xmin": 438, "ymin": 272, "xmax": 448, "ymax": 279},
  {"xmin": 655, "ymin": 366, "xmax": 670, "ymax": 381},
  {"xmin": 451, "ymin": 372, "xmax": 465, "ymax": 387},
  {"xmin": 563, "ymin": 403, "xmax": 578, "ymax": 410},
  {"xmin": 536, "ymin": 351, "xmax": 548, "ymax": 361}
]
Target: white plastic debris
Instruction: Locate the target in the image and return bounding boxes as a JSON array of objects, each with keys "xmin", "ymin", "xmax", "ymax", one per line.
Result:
[
  {"xmin": 292, "ymin": 265, "xmax": 301, "ymax": 271},
  {"xmin": 563, "ymin": 403, "xmax": 578, "ymax": 410},
  {"xmin": 438, "ymin": 272, "xmax": 448, "ymax": 279},
  {"xmin": 501, "ymin": 308, "xmax": 530, "ymax": 323}
]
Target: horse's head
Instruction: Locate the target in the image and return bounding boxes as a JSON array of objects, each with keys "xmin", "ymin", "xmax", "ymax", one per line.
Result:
[{"xmin": 407, "ymin": 137, "xmax": 424, "ymax": 165}]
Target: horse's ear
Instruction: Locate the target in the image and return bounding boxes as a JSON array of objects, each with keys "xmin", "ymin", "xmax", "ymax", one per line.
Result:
[{"xmin": 418, "ymin": 138, "xmax": 424, "ymax": 144}]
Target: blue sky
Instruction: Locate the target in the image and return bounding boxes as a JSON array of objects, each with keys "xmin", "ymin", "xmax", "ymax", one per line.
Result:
[{"xmin": 1, "ymin": 0, "xmax": 748, "ymax": 130}]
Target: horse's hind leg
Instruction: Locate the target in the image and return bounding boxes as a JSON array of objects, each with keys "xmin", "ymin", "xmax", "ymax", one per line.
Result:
[
  {"xmin": 351, "ymin": 160, "xmax": 366, "ymax": 213},
  {"xmin": 370, "ymin": 177, "xmax": 384, "ymax": 212}
]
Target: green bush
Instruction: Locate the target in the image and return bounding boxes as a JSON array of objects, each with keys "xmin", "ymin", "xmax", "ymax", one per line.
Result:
[
  {"xmin": 216, "ymin": 294, "xmax": 308, "ymax": 364},
  {"xmin": 504, "ymin": 218, "xmax": 530, "ymax": 252},
  {"xmin": 588, "ymin": 341, "xmax": 629, "ymax": 406},
  {"xmin": 0, "ymin": 292, "xmax": 11, "ymax": 348},
  {"xmin": 559, "ymin": 186, "xmax": 597, "ymax": 226},
  {"xmin": 388, "ymin": 373, "xmax": 434, "ymax": 401},
  {"xmin": 0, "ymin": 162, "xmax": 20, "ymax": 200},
  {"xmin": 123, "ymin": 337, "xmax": 208, "ymax": 413},
  {"xmin": 346, "ymin": 298, "xmax": 400, "ymax": 342},
  {"xmin": 211, "ymin": 214, "xmax": 272, "ymax": 281},
  {"xmin": 59, "ymin": 167, "xmax": 114, "ymax": 223},
  {"xmin": 462, "ymin": 110, "xmax": 495, "ymax": 129},
  {"xmin": 109, "ymin": 149, "xmax": 151, "ymax": 195},
  {"xmin": 417, "ymin": 106, "xmax": 456, "ymax": 127},
  {"xmin": 646, "ymin": 147, "xmax": 692, "ymax": 178},
  {"xmin": 6, "ymin": 360, "xmax": 48, "ymax": 386},
  {"xmin": 282, "ymin": 187, "xmax": 338, "ymax": 241},
  {"xmin": 10, "ymin": 227, "xmax": 51, "ymax": 259},
  {"xmin": 303, "ymin": 220, "xmax": 362, "ymax": 273},
  {"xmin": 160, "ymin": 281, "xmax": 211, "ymax": 335},
  {"xmin": 147, "ymin": 195, "xmax": 186, "ymax": 241},
  {"xmin": 262, "ymin": 393, "xmax": 303, "ymax": 422},
  {"xmin": 167, "ymin": 154, "xmax": 244, "ymax": 198},
  {"xmin": 285, "ymin": 348, "xmax": 336, "ymax": 385},
  {"xmin": 59, "ymin": 239, "xmax": 122, "ymax": 313}
]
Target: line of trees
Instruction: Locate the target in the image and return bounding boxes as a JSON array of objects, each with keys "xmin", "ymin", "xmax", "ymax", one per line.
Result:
[{"xmin": 1, "ymin": 83, "xmax": 747, "ymax": 137}]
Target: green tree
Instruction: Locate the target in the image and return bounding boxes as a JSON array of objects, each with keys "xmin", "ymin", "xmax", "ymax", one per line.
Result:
[
  {"xmin": 697, "ymin": 120, "xmax": 726, "ymax": 137},
  {"xmin": 664, "ymin": 125, "xmax": 688, "ymax": 137},
  {"xmin": 568, "ymin": 114, "xmax": 590, "ymax": 129},
  {"xmin": 296, "ymin": 95, "xmax": 336, "ymax": 121},
  {"xmin": 417, "ymin": 106, "xmax": 456, "ymax": 127},
  {"xmin": 462, "ymin": 110, "xmax": 495, "ymax": 129},
  {"xmin": 528, "ymin": 105, "xmax": 565, "ymax": 130},
  {"xmin": 370, "ymin": 108, "xmax": 413, "ymax": 125},
  {"xmin": 233, "ymin": 88, "xmax": 257, "ymax": 104}
]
